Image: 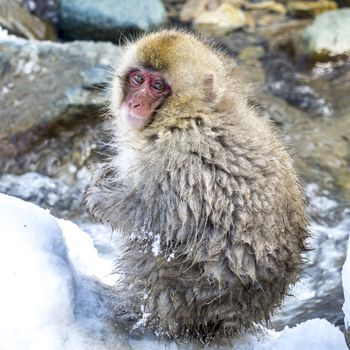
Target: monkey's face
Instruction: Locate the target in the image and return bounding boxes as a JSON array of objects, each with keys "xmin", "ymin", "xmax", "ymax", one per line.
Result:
[
  {"xmin": 121, "ymin": 68, "xmax": 171, "ymax": 129},
  {"xmin": 112, "ymin": 30, "xmax": 231, "ymax": 130}
]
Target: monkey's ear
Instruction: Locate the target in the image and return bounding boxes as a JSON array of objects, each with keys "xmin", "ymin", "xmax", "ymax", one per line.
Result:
[{"xmin": 203, "ymin": 74, "xmax": 216, "ymax": 103}]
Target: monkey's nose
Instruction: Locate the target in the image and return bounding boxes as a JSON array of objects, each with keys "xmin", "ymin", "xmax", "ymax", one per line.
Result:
[{"xmin": 130, "ymin": 100, "xmax": 141, "ymax": 108}]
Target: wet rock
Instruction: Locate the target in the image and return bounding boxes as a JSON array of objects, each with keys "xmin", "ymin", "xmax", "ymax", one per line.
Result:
[
  {"xmin": 0, "ymin": 171, "xmax": 90, "ymax": 219},
  {"xmin": 194, "ymin": 3, "xmax": 247, "ymax": 36},
  {"xmin": 0, "ymin": 37, "xmax": 122, "ymax": 158},
  {"xmin": 257, "ymin": 19, "xmax": 310, "ymax": 64},
  {"xmin": 303, "ymin": 9, "xmax": 350, "ymax": 60},
  {"xmin": 264, "ymin": 57, "xmax": 333, "ymax": 116},
  {"xmin": 163, "ymin": 0, "xmax": 188, "ymax": 20},
  {"xmin": 58, "ymin": 0, "xmax": 167, "ymax": 42},
  {"xmin": 245, "ymin": 1, "xmax": 287, "ymax": 14},
  {"xmin": 180, "ymin": 0, "xmax": 218, "ymax": 23},
  {"xmin": 21, "ymin": 0, "xmax": 60, "ymax": 25},
  {"xmin": 257, "ymin": 92, "xmax": 350, "ymax": 201},
  {"xmin": 239, "ymin": 45, "xmax": 265, "ymax": 61},
  {"xmin": 309, "ymin": 61, "xmax": 350, "ymax": 114},
  {"xmin": 288, "ymin": 0, "xmax": 337, "ymax": 18},
  {"xmin": 0, "ymin": 0, "xmax": 56, "ymax": 40}
]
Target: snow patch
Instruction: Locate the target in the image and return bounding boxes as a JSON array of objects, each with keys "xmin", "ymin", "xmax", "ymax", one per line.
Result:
[
  {"xmin": 342, "ymin": 234, "xmax": 350, "ymax": 330},
  {"xmin": 152, "ymin": 233, "xmax": 161, "ymax": 256},
  {"xmin": 0, "ymin": 26, "xmax": 9, "ymax": 40},
  {"xmin": 0, "ymin": 193, "xmax": 119, "ymax": 349}
]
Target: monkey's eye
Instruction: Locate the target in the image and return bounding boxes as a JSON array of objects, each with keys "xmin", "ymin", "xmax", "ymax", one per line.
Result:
[
  {"xmin": 131, "ymin": 72, "xmax": 145, "ymax": 84},
  {"xmin": 152, "ymin": 80, "xmax": 166, "ymax": 92}
]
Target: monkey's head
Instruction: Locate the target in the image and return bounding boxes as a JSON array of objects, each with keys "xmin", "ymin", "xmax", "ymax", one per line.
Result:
[{"xmin": 111, "ymin": 30, "xmax": 236, "ymax": 131}]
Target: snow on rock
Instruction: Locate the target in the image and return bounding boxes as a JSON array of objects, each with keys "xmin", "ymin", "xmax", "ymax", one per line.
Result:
[
  {"xmin": 0, "ymin": 193, "xmax": 348, "ymax": 350},
  {"xmin": 342, "ymin": 231, "xmax": 350, "ymax": 341},
  {"xmin": 257, "ymin": 319, "xmax": 347, "ymax": 350},
  {"xmin": 0, "ymin": 26, "xmax": 9, "ymax": 40}
]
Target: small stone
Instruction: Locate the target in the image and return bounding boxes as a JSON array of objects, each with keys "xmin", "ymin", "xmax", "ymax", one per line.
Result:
[
  {"xmin": 288, "ymin": 0, "xmax": 337, "ymax": 18},
  {"xmin": 245, "ymin": 1, "xmax": 287, "ymax": 14},
  {"xmin": 180, "ymin": 0, "xmax": 219, "ymax": 23},
  {"xmin": 194, "ymin": 3, "xmax": 247, "ymax": 36},
  {"xmin": 303, "ymin": 9, "xmax": 350, "ymax": 59},
  {"xmin": 239, "ymin": 46, "xmax": 265, "ymax": 61}
]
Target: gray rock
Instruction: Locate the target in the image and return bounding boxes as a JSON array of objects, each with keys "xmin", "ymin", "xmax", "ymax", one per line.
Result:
[
  {"xmin": 303, "ymin": 9, "xmax": 350, "ymax": 59},
  {"xmin": 58, "ymin": 0, "xmax": 167, "ymax": 42},
  {"xmin": 0, "ymin": 37, "xmax": 122, "ymax": 157},
  {"xmin": 0, "ymin": 172, "xmax": 89, "ymax": 219}
]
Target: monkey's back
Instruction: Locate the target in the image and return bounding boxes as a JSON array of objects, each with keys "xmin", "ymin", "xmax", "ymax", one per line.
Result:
[{"xmin": 107, "ymin": 107, "xmax": 308, "ymax": 340}]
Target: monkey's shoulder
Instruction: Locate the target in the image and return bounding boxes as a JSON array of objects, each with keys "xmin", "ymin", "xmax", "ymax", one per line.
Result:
[{"xmin": 140, "ymin": 116, "xmax": 290, "ymax": 190}]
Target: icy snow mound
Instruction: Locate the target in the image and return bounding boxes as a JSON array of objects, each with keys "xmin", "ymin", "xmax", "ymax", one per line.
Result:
[
  {"xmin": 342, "ymin": 229, "xmax": 350, "ymax": 339},
  {"xmin": 0, "ymin": 193, "xmax": 118, "ymax": 350},
  {"xmin": 0, "ymin": 193, "xmax": 347, "ymax": 350}
]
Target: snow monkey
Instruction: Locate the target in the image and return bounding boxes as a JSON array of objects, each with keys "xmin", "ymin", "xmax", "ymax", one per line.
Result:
[{"xmin": 86, "ymin": 30, "xmax": 308, "ymax": 342}]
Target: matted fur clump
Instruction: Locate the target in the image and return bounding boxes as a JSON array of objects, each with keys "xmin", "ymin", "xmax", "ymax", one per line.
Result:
[{"xmin": 86, "ymin": 30, "xmax": 309, "ymax": 343}]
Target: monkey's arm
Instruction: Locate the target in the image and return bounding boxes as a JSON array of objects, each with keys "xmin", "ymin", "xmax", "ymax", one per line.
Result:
[{"xmin": 85, "ymin": 162, "xmax": 133, "ymax": 227}]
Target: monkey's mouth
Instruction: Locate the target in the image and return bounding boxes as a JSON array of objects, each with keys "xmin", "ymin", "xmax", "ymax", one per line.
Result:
[{"xmin": 121, "ymin": 106, "xmax": 150, "ymax": 129}]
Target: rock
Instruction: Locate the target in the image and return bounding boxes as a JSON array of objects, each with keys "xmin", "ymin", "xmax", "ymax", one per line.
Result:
[
  {"xmin": 288, "ymin": 0, "xmax": 337, "ymax": 18},
  {"xmin": 0, "ymin": 0, "xmax": 56, "ymax": 40},
  {"xmin": 257, "ymin": 19, "xmax": 311, "ymax": 56},
  {"xmin": 264, "ymin": 57, "xmax": 333, "ymax": 116},
  {"xmin": 257, "ymin": 91, "xmax": 350, "ymax": 201},
  {"xmin": 245, "ymin": 1, "xmax": 287, "ymax": 14},
  {"xmin": 0, "ymin": 37, "xmax": 122, "ymax": 158},
  {"xmin": 303, "ymin": 9, "xmax": 350, "ymax": 60},
  {"xmin": 179, "ymin": 0, "xmax": 219, "ymax": 22},
  {"xmin": 194, "ymin": 3, "xmax": 247, "ymax": 36},
  {"xmin": 58, "ymin": 0, "xmax": 167, "ymax": 42},
  {"xmin": 238, "ymin": 45, "xmax": 265, "ymax": 61},
  {"xmin": 0, "ymin": 172, "xmax": 89, "ymax": 219},
  {"xmin": 21, "ymin": 0, "xmax": 60, "ymax": 25}
]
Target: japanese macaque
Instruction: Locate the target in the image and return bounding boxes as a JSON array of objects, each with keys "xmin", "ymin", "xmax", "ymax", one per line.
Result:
[{"xmin": 86, "ymin": 30, "xmax": 308, "ymax": 342}]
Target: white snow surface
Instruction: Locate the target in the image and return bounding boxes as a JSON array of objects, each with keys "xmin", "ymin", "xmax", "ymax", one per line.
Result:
[
  {"xmin": 343, "ymin": 230, "xmax": 350, "ymax": 331},
  {"xmin": 0, "ymin": 26, "xmax": 9, "ymax": 40},
  {"xmin": 0, "ymin": 193, "xmax": 348, "ymax": 350}
]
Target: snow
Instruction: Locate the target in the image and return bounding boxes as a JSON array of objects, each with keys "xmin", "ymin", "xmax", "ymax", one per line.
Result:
[
  {"xmin": 0, "ymin": 193, "xmax": 118, "ymax": 350},
  {"xmin": 0, "ymin": 192, "xmax": 348, "ymax": 350},
  {"xmin": 0, "ymin": 26, "xmax": 9, "ymax": 40},
  {"xmin": 343, "ymin": 230, "xmax": 350, "ymax": 331},
  {"xmin": 151, "ymin": 233, "xmax": 161, "ymax": 256}
]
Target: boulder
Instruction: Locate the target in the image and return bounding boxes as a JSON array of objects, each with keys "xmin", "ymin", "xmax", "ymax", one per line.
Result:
[
  {"xmin": 288, "ymin": 0, "xmax": 337, "ymax": 18},
  {"xmin": 58, "ymin": 0, "xmax": 167, "ymax": 42},
  {"xmin": 0, "ymin": 37, "xmax": 122, "ymax": 158},
  {"xmin": 303, "ymin": 9, "xmax": 350, "ymax": 59},
  {"xmin": 179, "ymin": 0, "xmax": 219, "ymax": 23},
  {"xmin": 245, "ymin": 1, "xmax": 287, "ymax": 14},
  {"xmin": 194, "ymin": 3, "xmax": 247, "ymax": 36}
]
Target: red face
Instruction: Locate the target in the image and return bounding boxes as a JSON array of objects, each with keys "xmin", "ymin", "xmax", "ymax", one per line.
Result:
[{"xmin": 121, "ymin": 69, "xmax": 171, "ymax": 129}]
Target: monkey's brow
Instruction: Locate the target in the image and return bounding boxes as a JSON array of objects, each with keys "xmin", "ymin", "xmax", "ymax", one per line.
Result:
[{"xmin": 141, "ymin": 64, "xmax": 158, "ymax": 72}]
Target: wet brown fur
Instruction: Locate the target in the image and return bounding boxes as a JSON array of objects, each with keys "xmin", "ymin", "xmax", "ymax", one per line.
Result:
[{"xmin": 86, "ymin": 30, "xmax": 309, "ymax": 343}]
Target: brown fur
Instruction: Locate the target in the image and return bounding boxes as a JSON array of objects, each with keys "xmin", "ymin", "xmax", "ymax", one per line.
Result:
[{"xmin": 86, "ymin": 30, "xmax": 309, "ymax": 342}]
